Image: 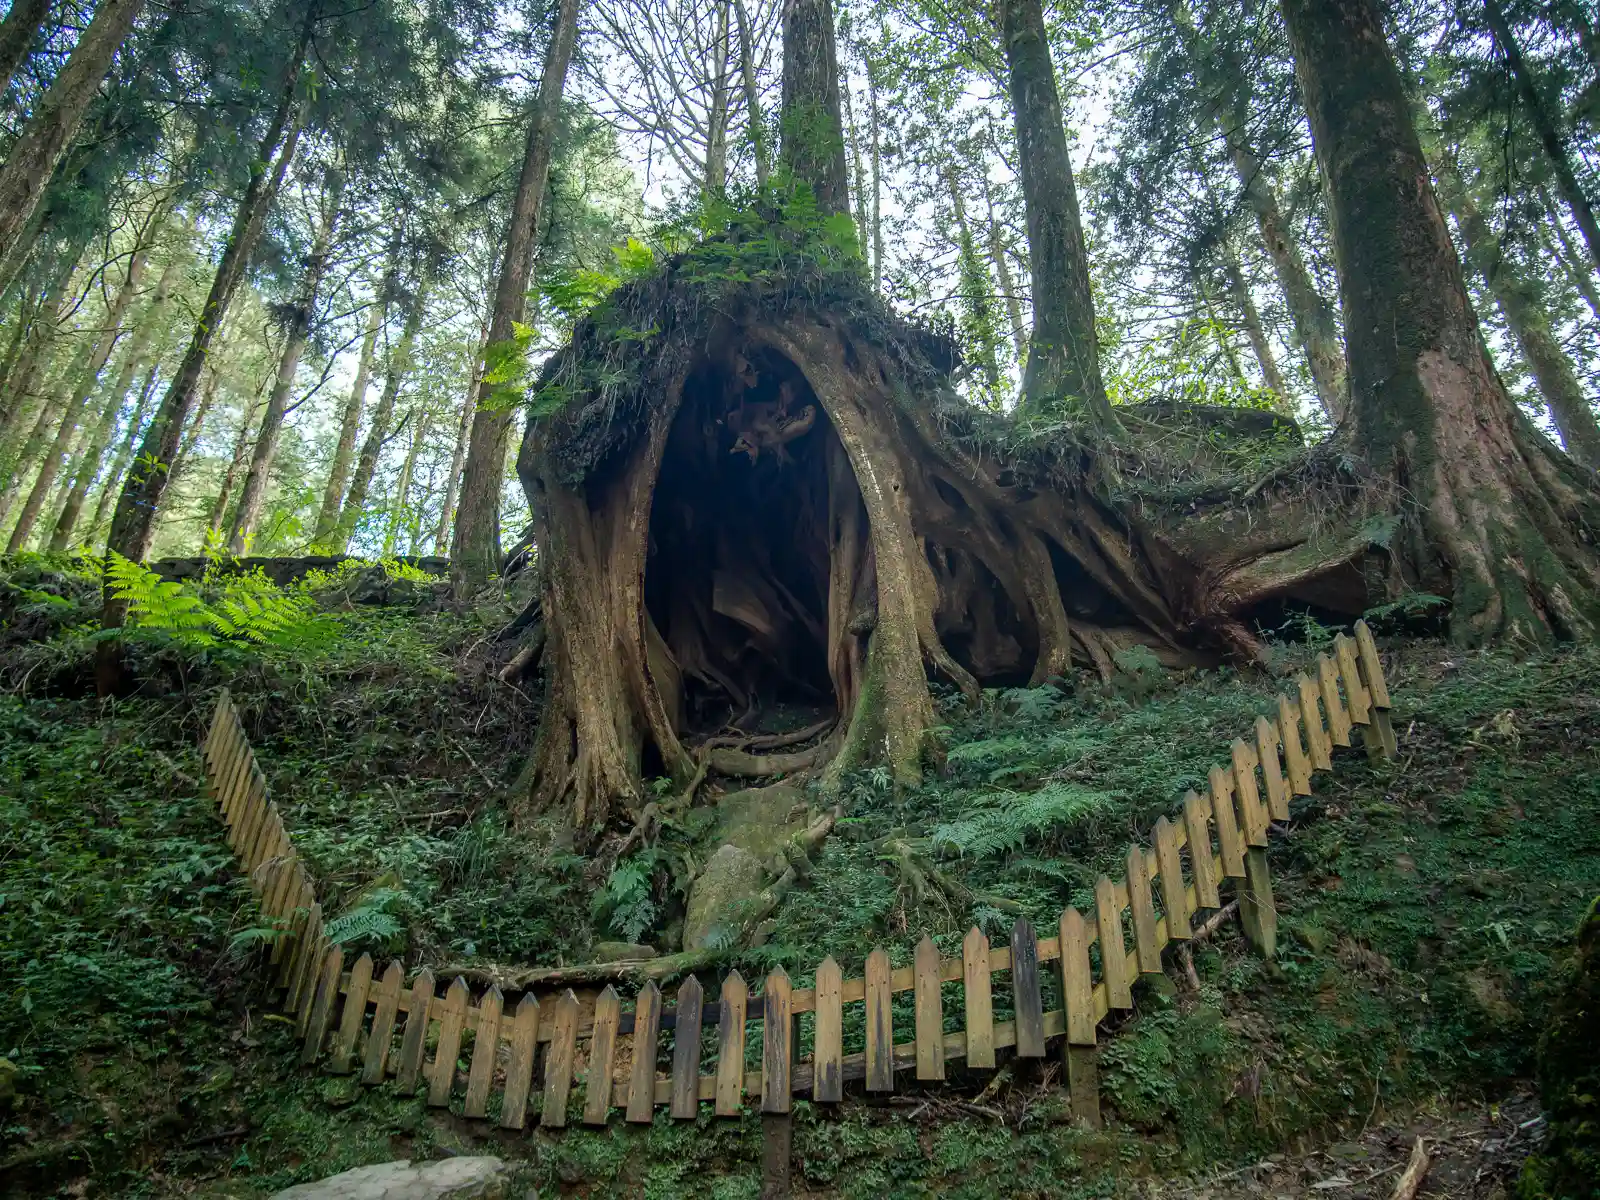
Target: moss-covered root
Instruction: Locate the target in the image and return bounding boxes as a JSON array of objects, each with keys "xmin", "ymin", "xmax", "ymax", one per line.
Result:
[{"xmin": 1519, "ymin": 896, "xmax": 1600, "ymax": 1200}]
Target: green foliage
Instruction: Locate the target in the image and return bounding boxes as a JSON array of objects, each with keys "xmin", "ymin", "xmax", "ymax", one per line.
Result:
[
  {"xmin": 927, "ymin": 782, "xmax": 1116, "ymax": 859},
  {"xmin": 593, "ymin": 855, "xmax": 660, "ymax": 944},
  {"xmin": 323, "ymin": 888, "xmax": 407, "ymax": 951},
  {"xmin": 105, "ymin": 553, "xmax": 332, "ymax": 652},
  {"xmin": 478, "ymin": 320, "xmax": 539, "ymax": 413}
]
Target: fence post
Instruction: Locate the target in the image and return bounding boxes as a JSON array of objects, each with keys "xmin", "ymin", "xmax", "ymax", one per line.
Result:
[{"xmin": 1238, "ymin": 847, "xmax": 1278, "ymax": 958}]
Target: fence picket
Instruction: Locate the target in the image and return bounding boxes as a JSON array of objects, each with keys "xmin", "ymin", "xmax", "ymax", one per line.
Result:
[
  {"xmin": 1298, "ymin": 673, "xmax": 1333, "ymax": 769},
  {"xmin": 540, "ymin": 990, "xmax": 580, "ymax": 1128},
  {"xmin": 1318, "ymin": 655, "xmax": 1353, "ymax": 746},
  {"xmin": 301, "ymin": 945, "xmax": 344, "ymax": 1065},
  {"xmin": 329, "ymin": 952, "xmax": 373, "ymax": 1074},
  {"xmin": 1333, "ymin": 634, "xmax": 1371, "ymax": 724},
  {"xmin": 500, "ymin": 994, "xmax": 541, "ymax": 1130},
  {"xmin": 1183, "ymin": 790, "xmax": 1222, "ymax": 909},
  {"xmin": 361, "ymin": 961, "xmax": 404, "ymax": 1084},
  {"xmin": 715, "ymin": 972, "xmax": 747, "ymax": 1115},
  {"xmin": 1060, "ymin": 908, "xmax": 1095, "ymax": 1045},
  {"xmin": 1353, "ymin": 620, "xmax": 1397, "ymax": 758},
  {"xmin": 627, "ymin": 981, "xmax": 662, "ymax": 1123},
  {"xmin": 1231, "ymin": 739, "xmax": 1269, "ymax": 847},
  {"xmin": 463, "ymin": 985, "xmax": 503, "ymax": 1118},
  {"xmin": 1209, "ymin": 766, "xmax": 1247, "ymax": 878},
  {"xmin": 1255, "ymin": 715, "xmax": 1290, "ymax": 821},
  {"xmin": 1125, "ymin": 846, "xmax": 1163, "ymax": 974},
  {"xmin": 761, "ymin": 969, "xmax": 793, "ymax": 1113},
  {"xmin": 583, "ymin": 986, "xmax": 621, "ymax": 1125},
  {"xmin": 961, "ymin": 928, "xmax": 995, "ymax": 1070},
  {"xmin": 427, "ymin": 977, "xmax": 470, "ymax": 1108},
  {"xmin": 395, "ymin": 968, "xmax": 435, "ymax": 1094},
  {"xmin": 1153, "ymin": 817, "xmax": 1189, "ymax": 940},
  {"xmin": 1277, "ymin": 696, "xmax": 1314, "ymax": 796},
  {"xmin": 671, "ymin": 977, "xmax": 704, "ymax": 1117},
  {"xmin": 865, "ymin": 948, "xmax": 893, "ymax": 1090},
  {"xmin": 813, "ymin": 957, "xmax": 843, "ymax": 1100},
  {"xmin": 1012, "ymin": 918, "xmax": 1046, "ymax": 1057},
  {"xmin": 1094, "ymin": 876, "xmax": 1132, "ymax": 1010}
]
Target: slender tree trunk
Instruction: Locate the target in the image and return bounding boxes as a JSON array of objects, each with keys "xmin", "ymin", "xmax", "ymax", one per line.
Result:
[
  {"xmin": 946, "ymin": 165, "xmax": 1002, "ymax": 391},
  {"xmin": 0, "ymin": 257, "xmax": 75, "ymax": 455},
  {"xmin": 999, "ymin": 0, "xmax": 1117, "ymax": 429},
  {"xmin": 0, "ymin": 337, "xmax": 85, "ymax": 527},
  {"xmin": 840, "ymin": 59, "xmax": 870, "ymax": 251},
  {"xmin": 1224, "ymin": 128, "xmax": 1347, "ymax": 420},
  {"xmin": 434, "ymin": 316, "xmax": 489, "ymax": 553},
  {"xmin": 335, "ymin": 284, "xmax": 427, "ymax": 552},
  {"xmin": 453, "ymin": 0, "xmax": 579, "ymax": 587},
  {"xmin": 1220, "ymin": 243, "xmax": 1292, "ymax": 406},
  {"xmin": 0, "ymin": 0, "xmax": 147, "ymax": 271},
  {"xmin": 103, "ymin": 4, "xmax": 313, "ymax": 578},
  {"xmin": 226, "ymin": 180, "xmax": 341, "ymax": 554},
  {"xmin": 311, "ymin": 295, "xmax": 381, "ymax": 545},
  {"xmin": 47, "ymin": 254, "xmax": 180, "ymax": 549},
  {"xmin": 163, "ymin": 363, "xmax": 220, "ymax": 497},
  {"xmin": 732, "ymin": 0, "xmax": 768, "ymax": 188},
  {"xmin": 1282, "ymin": 0, "xmax": 1600, "ymax": 642},
  {"xmin": 83, "ymin": 361, "xmax": 158, "ymax": 545},
  {"xmin": 778, "ymin": 0, "xmax": 849, "ymax": 215},
  {"xmin": 206, "ymin": 388, "xmax": 260, "ymax": 540},
  {"xmin": 8, "ymin": 238, "xmax": 150, "ymax": 552},
  {"xmin": 1538, "ymin": 184, "xmax": 1600, "ymax": 323},
  {"xmin": 383, "ymin": 405, "xmax": 429, "ymax": 556},
  {"xmin": 1482, "ymin": 0, "xmax": 1600, "ymax": 279},
  {"xmin": 982, "ymin": 176, "xmax": 1028, "ymax": 363},
  {"xmin": 0, "ymin": 0, "xmax": 51, "ymax": 104},
  {"xmin": 1438, "ymin": 156, "xmax": 1600, "ymax": 467},
  {"xmin": 704, "ymin": 0, "xmax": 732, "ymax": 197}
]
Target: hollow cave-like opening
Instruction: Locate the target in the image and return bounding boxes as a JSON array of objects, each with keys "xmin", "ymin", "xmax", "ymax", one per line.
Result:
[{"xmin": 644, "ymin": 345, "xmax": 836, "ymax": 740}]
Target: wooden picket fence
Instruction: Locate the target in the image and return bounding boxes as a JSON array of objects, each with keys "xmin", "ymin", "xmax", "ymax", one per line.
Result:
[{"xmin": 200, "ymin": 622, "xmax": 1396, "ymax": 1131}]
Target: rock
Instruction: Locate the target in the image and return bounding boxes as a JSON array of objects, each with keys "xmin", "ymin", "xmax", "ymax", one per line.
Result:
[
  {"xmin": 713, "ymin": 784, "xmax": 810, "ymax": 861},
  {"xmin": 270, "ymin": 1157, "xmax": 511, "ymax": 1200},
  {"xmin": 682, "ymin": 844, "xmax": 765, "ymax": 950},
  {"xmin": 591, "ymin": 941, "xmax": 657, "ymax": 963}
]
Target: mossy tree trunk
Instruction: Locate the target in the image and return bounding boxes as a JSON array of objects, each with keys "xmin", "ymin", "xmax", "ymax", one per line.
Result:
[
  {"xmin": 778, "ymin": 0, "xmax": 849, "ymax": 216},
  {"xmin": 1282, "ymin": 0, "xmax": 1600, "ymax": 642}
]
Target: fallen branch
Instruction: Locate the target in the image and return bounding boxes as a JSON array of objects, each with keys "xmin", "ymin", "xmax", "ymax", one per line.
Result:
[
  {"xmin": 1389, "ymin": 1138, "xmax": 1429, "ymax": 1200},
  {"xmin": 436, "ymin": 948, "xmax": 728, "ymax": 992}
]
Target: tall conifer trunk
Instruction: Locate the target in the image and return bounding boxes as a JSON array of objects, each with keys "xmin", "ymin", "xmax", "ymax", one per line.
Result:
[
  {"xmin": 778, "ymin": 0, "xmax": 849, "ymax": 215},
  {"xmin": 1281, "ymin": 0, "xmax": 1600, "ymax": 641},
  {"xmin": 313, "ymin": 290, "xmax": 384, "ymax": 545},
  {"xmin": 452, "ymin": 0, "xmax": 579, "ymax": 587},
  {"xmin": 0, "ymin": 0, "xmax": 51, "ymax": 100}
]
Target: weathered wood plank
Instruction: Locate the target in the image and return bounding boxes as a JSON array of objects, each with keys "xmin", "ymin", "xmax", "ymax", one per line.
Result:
[
  {"xmin": 1334, "ymin": 634, "xmax": 1371, "ymax": 725},
  {"xmin": 1059, "ymin": 907, "xmax": 1095, "ymax": 1047},
  {"xmin": 1209, "ymin": 765, "xmax": 1247, "ymax": 879},
  {"xmin": 329, "ymin": 952, "xmax": 373, "ymax": 1075},
  {"xmin": 1067, "ymin": 1046, "xmax": 1102, "ymax": 1129},
  {"xmin": 911, "ymin": 935, "xmax": 945, "ymax": 1080},
  {"xmin": 1298, "ymin": 673, "xmax": 1333, "ymax": 769},
  {"xmin": 1125, "ymin": 845, "xmax": 1164, "ymax": 974},
  {"xmin": 1255, "ymin": 715, "xmax": 1290, "ymax": 821},
  {"xmin": 499, "ymin": 994, "xmax": 541, "ymax": 1130},
  {"xmin": 865, "ymin": 947, "xmax": 894, "ymax": 1091},
  {"xmin": 1277, "ymin": 695, "xmax": 1314, "ymax": 796},
  {"xmin": 1153, "ymin": 817, "xmax": 1189, "ymax": 940},
  {"xmin": 761, "ymin": 969, "xmax": 793, "ymax": 1114},
  {"xmin": 1353, "ymin": 619, "xmax": 1391, "ymax": 706},
  {"xmin": 1240, "ymin": 847, "xmax": 1278, "ymax": 957},
  {"xmin": 1183, "ymin": 790, "xmax": 1222, "ymax": 909},
  {"xmin": 715, "ymin": 972, "xmax": 748, "ymax": 1116},
  {"xmin": 427, "ymin": 977, "xmax": 470, "ymax": 1108},
  {"xmin": 583, "ymin": 986, "xmax": 621, "ymax": 1125},
  {"xmin": 670, "ymin": 976, "xmax": 704, "ymax": 1118},
  {"xmin": 300, "ymin": 945, "xmax": 344, "ymax": 1065},
  {"xmin": 961, "ymin": 927, "xmax": 995, "ymax": 1070},
  {"xmin": 812, "ymin": 957, "xmax": 843, "ymax": 1101},
  {"xmin": 627, "ymin": 980, "xmax": 662, "ymax": 1123},
  {"xmin": 1094, "ymin": 876, "xmax": 1133, "ymax": 1010},
  {"xmin": 1232, "ymin": 738, "xmax": 1269, "ymax": 847},
  {"xmin": 540, "ymin": 990, "xmax": 580, "ymax": 1128},
  {"xmin": 361, "ymin": 961, "xmax": 404, "ymax": 1084},
  {"xmin": 1318, "ymin": 654, "xmax": 1353, "ymax": 747},
  {"xmin": 463, "ymin": 985, "xmax": 504, "ymax": 1118},
  {"xmin": 394, "ymin": 968, "xmax": 435, "ymax": 1095},
  {"xmin": 1012, "ymin": 918, "xmax": 1046, "ymax": 1057}
]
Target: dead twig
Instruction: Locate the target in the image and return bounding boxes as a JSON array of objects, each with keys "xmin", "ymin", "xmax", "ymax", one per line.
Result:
[{"xmin": 1389, "ymin": 1138, "xmax": 1429, "ymax": 1200}]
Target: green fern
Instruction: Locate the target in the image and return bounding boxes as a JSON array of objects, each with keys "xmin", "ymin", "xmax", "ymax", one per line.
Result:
[
  {"xmin": 927, "ymin": 782, "xmax": 1116, "ymax": 859},
  {"xmin": 106, "ymin": 552, "xmax": 219, "ymax": 648},
  {"xmin": 105, "ymin": 554, "xmax": 329, "ymax": 651},
  {"xmin": 324, "ymin": 888, "xmax": 406, "ymax": 948}
]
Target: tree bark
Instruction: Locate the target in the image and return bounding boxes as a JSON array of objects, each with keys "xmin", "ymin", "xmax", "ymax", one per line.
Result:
[
  {"xmin": 1224, "ymin": 127, "xmax": 1347, "ymax": 421},
  {"xmin": 47, "ymin": 253, "xmax": 180, "ymax": 550},
  {"xmin": 452, "ymin": 0, "xmax": 579, "ymax": 587},
  {"xmin": 0, "ymin": 0, "xmax": 147, "ymax": 271},
  {"xmin": 998, "ymin": 0, "xmax": 1118, "ymax": 430},
  {"xmin": 732, "ymin": 0, "xmax": 768, "ymax": 188},
  {"xmin": 946, "ymin": 164, "xmax": 1002, "ymax": 392},
  {"xmin": 226, "ymin": 179, "xmax": 341, "ymax": 554},
  {"xmin": 704, "ymin": 0, "xmax": 731, "ymax": 197},
  {"xmin": 983, "ymin": 176, "xmax": 1028, "ymax": 364},
  {"xmin": 1282, "ymin": 0, "xmax": 1600, "ymax": 642},
  {"xmin": 1482, "ymin": 0, "xmax": 1600, "ymax": 280},
  {"xmin": 383, "ymin": 405, "xmax": 430, "ymax": 556},
  {"xmin": 164, "ymin": 362, "xmax": 221, "ymax": 498},
  {"xmin": 778, "ymin": 0, "xmax": 849, "ymax": 216},
  {"xmin": 867, "ymin": 62, "xmax": 883, "ymax": 290},
  {"xmin": 333, "ymin": 281, "xmax": 427, "ymax": 552},
  {"xmin": 102, "ymin": 3, "xmax": 312, "ymax": 575},
  {"xmin": 841, "ymin": 56, "xmax": 870, "ymax": 252},
  {"xmin": 433, "ymin": 317, "xmax": 489, "ymax": 553},
  {"xmin": 8, "ymin": 236, "xmax": 151, "ymax": 552},
  {"xmin": 206, "ymin": 386, "xmax": 259, "ymax": 540},
  {"xmin": 1437, "ymin": 155, "xmax": 1600, "ymax": 467},
  {"xmin": 0, "ymin": 266, "xmax": 72, "ymax": 460},
  {"xmin": 312, "ymin": 293, "xmax": 382, "ymax": 546},
  {"xmin": 1220, "ymin": 242, "xmax": 1292, "ymax": 406},
  {"xmin": 83, "ymin": 361, "xmax": 159, "ymax": 546},
  {"xmin": 0, "ymin": 0, "xmax": 51, "ymax": 101}
]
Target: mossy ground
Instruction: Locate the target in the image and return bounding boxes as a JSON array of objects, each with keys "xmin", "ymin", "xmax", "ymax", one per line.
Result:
[{"xmin": 1, "ymin": 557, "xmax": 1597, "ymax": 1197}]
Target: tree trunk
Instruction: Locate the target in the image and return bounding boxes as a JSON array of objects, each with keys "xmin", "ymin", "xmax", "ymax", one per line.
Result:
[
  {"xmin": 383, "ymin": 405, "xmax": 429, "ymax": 556},
  {"xmin": 0, "ymin": 253, "xmax": 78, "ymax": 457},
  {"xmin": 841, "ymin": 57, "xmax": 870, "ymax": 252},
  {"xmin": 946, "ymin": 165, "xmax": 1002, "ymax": 392},
  {"xmin": 999, "ymin": 0, "xmax": 1118, "ymax": 430},
  {"xmin": 778, "ymin": 0, "xmax": 849, "ymax": 216},
  {"xmin": 206, "ymin": 386, "xmax": 259, "ymax": 540},
  {"xmin": 1482, "ymin": 0, "xmax": 1600, "ymax": 280},
  {"xmin": 0, "ymin": 0, "xmax": 147, "ymax": 271},
  {"xmin": 165, "ymin": 362, "xmax": 221, "ymax": 496},
  {"xmin": 452, "ymin": 0, "xmax": 579, "ymax": 587},
  {"xmin": 867, "ymin": 65, "xmax": 883, "ymax": 291},
  {"xmin": 433, "ymin": 317, "xmax": 489, "ymax": 553},
  {"xmin": 732, "ymin": 0, "xmax": 768, "ymax": 188},
  {"xmin": 102, "ymin": 4, "xmax": 312, "ymax": 575},
  {"xmin": 1220, "ymin": 242, "xmax": 1292, "ymax": 407},
  {"xmin": 1538, "ymin": 184, "xmax": 1600, "ymax": 324},
  {"xmin": 0, "ymin": 0, "xmax": 51, "ymax": 101},
  {"xmin": 1438, "ymin": 155, "xmax": 1600, "ymax": 467},
  {"xmin": 226, "ymin": 180, "xmax": 340, "ymax": 554},
  {"xmin": 312, "ymin": 293, "xmax": 382, "ymax": 545},
  {"xmin": 334, "ymin": 282, "xmax": 427, "ymax": 552},
  {"xmin": 8, "ymin": 236, "xmax": 150, "ymax": 552},
  {"xmin": 48, "ymin": 254, "xmax": 181, "ymax": 550},
  {"xmin": 704, "ymin": 0, "xmax": 731, "ymax": 197},
  {"xmin": 0, "ymin": 338, "xmax": 86, "ymax": 528},
  {"xmin": 1282, "ymin": 0, "xmax": 1600, "ymax": 642},
  {"xmin": 983, "ymin": 177, "xmax": 1028, "ymax": 364},
  {"xmin": 83, "ymin": 361, "xmax": 159, "ymax": 546},
  {"xmin": 1224, "ymin": 127, "xmax": 1347, "ymax": 421}
]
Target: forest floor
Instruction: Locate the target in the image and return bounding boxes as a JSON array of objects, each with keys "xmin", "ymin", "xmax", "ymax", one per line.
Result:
[{"xmin": 1, "ymin": 555, "xmax": 1597, "ymax": 1198}]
